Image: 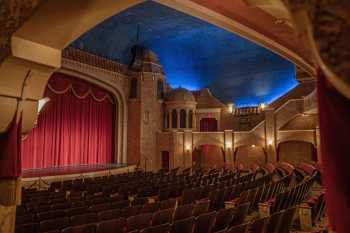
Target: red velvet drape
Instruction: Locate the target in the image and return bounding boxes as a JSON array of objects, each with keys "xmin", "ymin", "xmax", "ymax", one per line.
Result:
[
  {"xmin": 21, "ymin": 73, "xmax": 115, "ymax": 170},
  {"xmin": 317, "ymin": 72, "xmax": 350, "ymax": 232},
  {"xmin": 0, "ymin": 114, "xmax": 22, "ymax": 177},
  {"xmin": 200, "ymin": 118, "xmax": 218, "ymax": 132}
]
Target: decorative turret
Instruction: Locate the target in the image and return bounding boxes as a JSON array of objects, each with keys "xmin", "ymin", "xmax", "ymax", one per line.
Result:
[{"xmin": 164, "ymin": 88, "xmax": 196, "ymax": 130}]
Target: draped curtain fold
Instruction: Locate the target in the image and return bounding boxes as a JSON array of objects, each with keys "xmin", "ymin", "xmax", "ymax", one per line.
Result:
[
  {"xmin": 200, "ymin": 118, "xmax": 218, "ymax": 132},
  {"xmin": 317, "ymin": 71, "xmax": 350, "ymax": 232},
  {"xmin": 0, "ymin": 114, "xmax": 22, "ymax": 177},
  {"xmin": 21, "ymin": 73, "xmax": 115, "ymax": 170}
]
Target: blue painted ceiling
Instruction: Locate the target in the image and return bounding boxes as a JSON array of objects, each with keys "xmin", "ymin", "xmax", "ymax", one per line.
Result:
[{"xmin": 70, "ymin": 1, "xmax": 297, "ymax": 107}]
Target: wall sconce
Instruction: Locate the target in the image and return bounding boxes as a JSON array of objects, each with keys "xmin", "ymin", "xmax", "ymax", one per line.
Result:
[
  {"xmin": 185, "ymin": 144, "xmax": 191, "ymax": 152},
  {"xmin": 267, "ymin": 139, "xmax": 273, "ymax": 146},
  {"xmin": 225, "ymin": 142, "xmax": 232, "ymax": 150},
  {"xmin": 251, "ymin": 144, "xmax": 256, "ymax": 148}
]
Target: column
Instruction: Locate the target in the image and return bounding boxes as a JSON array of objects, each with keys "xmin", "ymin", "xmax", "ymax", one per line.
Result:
[
  {"xmin": 265, "ymin": 108, "xmax": 277, "ymax": 163},
  {"xmin": 186, "ymin": 109, "xmax": 189, "ymax": 129},
  {"xmin": 0, "ymin": 179, "xmax": 21, "ymax": 233},
  {"xmin": 169, "ymin": 109, "xmax": 173, "ymax": 129},
  {"xmin": 192, "ymin": 109, "xmax": 196, "ymax": 130}
]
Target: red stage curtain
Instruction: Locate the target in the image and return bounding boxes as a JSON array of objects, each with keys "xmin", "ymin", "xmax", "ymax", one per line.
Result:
[
  {"xmin": 21, "ymin": 73, "xmax": 115, "ymax": 170},
  {"xmin": 317, "ymin": 71, "xmax": 350, "ymax": 232},
  {"xmin": 0, "ymin": 114, "xmax": 22, "ymax": 177}
]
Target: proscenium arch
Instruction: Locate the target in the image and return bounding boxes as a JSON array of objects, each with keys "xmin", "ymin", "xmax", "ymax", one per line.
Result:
[
  {"xmin": 12, "ymin": 0, "xmax": 314, "ymax": 71},
  {"xmin": 57, "ymin": 68, "xmax": 128, "ymax": 164},
  {"xmin": 3, "ymin": 0, "xmax": 316, "ymax": 133}
]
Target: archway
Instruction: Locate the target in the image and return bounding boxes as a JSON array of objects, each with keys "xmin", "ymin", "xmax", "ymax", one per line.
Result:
[
  {"xmin": 277, "ymin": 140, "xmax": 317, "ymax": 164},
  {"xmin": 161, "ymin": 151, "xmax": 170, "ymax": 171},
  {"xmin": 234, "ymin": 145, "xmax": 267, "ymax": 168},
  {"xmin": 200, "ymin": 118, "xmax": 218, "ymax": 132},
  {"xmin": 192, "ymin": 144, "xmax": 225, "ymax": 170}
]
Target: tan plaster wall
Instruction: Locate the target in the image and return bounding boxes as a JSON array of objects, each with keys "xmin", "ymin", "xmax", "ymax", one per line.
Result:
[
  {"xmin": 275, "ymin": 99, "xmax": 304, "ymax": 130},
  {"xmin": 193, "ymin": 145, "xmax": 225, "ymax": 170},
  {"xmin": 281, "ymin": 114, "xmax": 318, "ymax": 130},
  {"xmin": 193, "ymin": 132, "xmax": 225, "ymax": 148},
  {"xmin": 140, "ymin": 73, "xmax": 164, "ymax": 170},
  {"xmin": 234, "ymin": 122, "xmax": 265, "ymax": 148},
  {"xmin": 235, "ymin": 145, "xmax": 267, "ymax": 167},
  {"xmin": 277, "ymin": 130, "xmax": 316, "ymax": 145},
  {"xmin": 127, "ymin": 100, "xmax": 141, "ymax": 165}
]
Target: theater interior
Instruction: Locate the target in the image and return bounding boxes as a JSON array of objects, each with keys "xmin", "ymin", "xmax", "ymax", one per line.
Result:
[{"xmin": 0, "ymin": 1, "xmax": 349, "ymax": 233}]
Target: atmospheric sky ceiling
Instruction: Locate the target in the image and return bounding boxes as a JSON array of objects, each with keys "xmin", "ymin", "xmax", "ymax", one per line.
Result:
[{"xmin": 71, "ymin": 0, "xmax": 297, "ymax": 107}]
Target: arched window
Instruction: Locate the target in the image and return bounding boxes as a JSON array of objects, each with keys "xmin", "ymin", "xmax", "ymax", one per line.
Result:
[
  {"xmin": 166, "ymin": 112, "xmax": 170, "ymax": 128},
  {"xmin": 157, "ymin": 79, "xmax": 164, "ymax": 99},
  {"xmin": 180, "ymin": 109, "xmax": 186, "ymax": 128},
  {"xmin": 163, "ymin": 112, "xmax": 167, "ymax": 129},
  {"xmin": 188, "ymin": 110, "xmax": 193, "ymax": 128},
  {"xmin": 129, "ymin": 78, "xmax": 138, "ymax": 99},
  {"xmin": 172, "ymin": 109, "xmax": 177, "ymax": 128}
]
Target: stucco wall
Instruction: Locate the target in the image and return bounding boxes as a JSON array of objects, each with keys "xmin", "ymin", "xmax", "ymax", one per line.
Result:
[
  {"xmin": 127, "ymin": 99, "xmax": 141, "ymax": 165},
  {"xmin": 193, "ymin": 145, "xmax": 225, "ymax": 169},
  {"xmin": 235, "ymin": 145, "xmax": 267, "ymax": 167},
  {"xmin": 139, "ymin": 73, "xmax": 164, "ymax": 170}
]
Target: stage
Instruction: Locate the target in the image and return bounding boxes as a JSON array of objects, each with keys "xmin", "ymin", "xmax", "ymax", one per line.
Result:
[
  {"xmin": 22, "ymin": 163, "xmax": 129, "ymax": 178},
  {"xmin": 21, "ymin": 163, "xmax": 136, "ymax": 189}
]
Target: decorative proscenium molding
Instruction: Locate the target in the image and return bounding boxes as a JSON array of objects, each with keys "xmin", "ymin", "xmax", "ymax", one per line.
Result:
[
  {"xmin": 287, "ymin": 0, "xmax": 350, "ymax": 99},
  {"xmin": 0, "ymin": 0, "xmax": 42, "ymax": 64},
  {"xmin": 62, "ymin": 47, "xmax": 138, "ymax": 78}
]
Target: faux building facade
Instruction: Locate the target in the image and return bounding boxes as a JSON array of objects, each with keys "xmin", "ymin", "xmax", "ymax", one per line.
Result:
[{"xmin": 61, "ymin": 47, "xmax": 318, "ymax": 172}]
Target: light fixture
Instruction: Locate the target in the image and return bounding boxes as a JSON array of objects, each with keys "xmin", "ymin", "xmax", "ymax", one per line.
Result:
[
  {"xmin": 267, "ymin": 139, "xmax": 273, "ymax": 146},
  {"xmin": 251, "ymin": 144, "xmax": 256, "ymax": 148},
  {"xmin": 38, "ymin": 97, "xmax": 50, "ymax": 113},
  {"xmin": 185, "ymin": 144, "xmax": 191, "ymax": 152},
  {"xmin": 259, "ymin": 103, "xmax": 266, "ymax": 110},
  {"xmin": 226, "ymin": 142, "xmax": 232, "ymax": 150},
  {"xmin": 227, "ymin": 102, "xmax": 234, "ymax": 114}
]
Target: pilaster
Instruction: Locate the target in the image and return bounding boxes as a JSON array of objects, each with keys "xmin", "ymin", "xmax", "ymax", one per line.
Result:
[{"xmin": 264, "ymin": 108, "xmax": 277, "ymax": 163}]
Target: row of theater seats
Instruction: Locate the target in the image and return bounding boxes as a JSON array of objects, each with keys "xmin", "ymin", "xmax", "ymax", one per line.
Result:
[
  {"xmin": 16, "ymin": 164, "xmax": 324, "ymax": 233},
  {"xmin": 301, "ymin": 191, "xmax": 326, "ymax": 227},
  {"xmin": 231, "ymin": 174, "xmax": 291, "ymax": 211},
  {"xmin": 16, "ymin": 206, "xmax": 297, "ymax": 233},
  {"xmin": 16, "ymin": 169, "xmax": 262, "ymax": 232}
]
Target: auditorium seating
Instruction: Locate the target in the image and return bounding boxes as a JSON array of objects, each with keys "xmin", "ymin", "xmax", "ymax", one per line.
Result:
[{"xmin": 16, "ymin": 164, "xmax": 326, "ymax": 233}]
